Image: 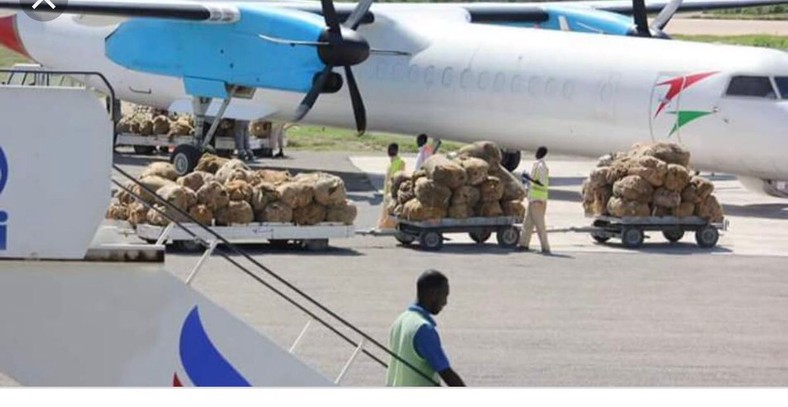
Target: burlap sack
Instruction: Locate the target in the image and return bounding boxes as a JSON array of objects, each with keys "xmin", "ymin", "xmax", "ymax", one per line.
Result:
[
  {"xmin": 250, "ymin": 185, "xmax": 275, "ymax": 212},
  {"xmin": 696, "ymin": 195, "xmax": 724, "ymax": 222},
  {"xmin": 105, "ymin": 203, "xmax": 128, "ymax": 221},
  {"xmin": 653, "ymin": 206, "xmax": 669, "ymax": 217},
  {"xmin": 132, "ymin": 176, "xmax": 175, "ymax": 204},
  {"xmin": 605, "ymin": 162, "xmax": 630, "ymax": 185},
  {"xmin": 596, "ymin": 154, "xmax": 616, "ymax": 168},
  {"xmin": 249, "ymin": 120, "xmax": 268, "ymax": 137},
  {"xmin": 141, "ymin": 162, "xmax": 178, "ymax": 181},
  {"xmin": 115, "ymin": 117, "xmax": 133, "ymax": 133},
  {"xmin": 613, "ymin": 175, "xmax": 653, "ymax": 203},
  {"xmin": 664, "ymin": 164, "xmax": 691, "ymax": 192},
  {"xmin": 422, "ymin": 155, "xmax": 467, "ymax": 189},
  {"xmin": 412, "ymin": 170, "xmax": 427, "ymax": 182},
  {"xmin": 653, "ymin": 187, "xmax": 681, "ymax": 208},
  {"xmin": 607, "ymin": 197, "xmax": 651, "ymax": 218},
  {"xmin": 117, "ymin": 185, "xmax": 135, "ymax": 205},
  {"xmin": 168, "ymin": 121, "xmax": 193, "ymax": 137},
  {"xmin": 681, "ymin": 184, "xmax": 701, "ymax": 204},
  {"xmin": 397, "ymin": 180, "xmax": 415, "ymax": 205},
  {"xmin": 454, "ymin": 156, "xmax": 489, "ymax": 186},
  {"xmin": 277, "ymin": 181, "xmax": 314, "ymax": 208},
  {"xmin": 585, "ymin": 187, "xmax": 612, "ymax": 217},
  {"xmin": 139, "ymin": 119, "xmax": 154, "ymax": 136},
  {"xmin": 635, "ymin": 142, "xmax": 691, "ymax": 167},
  {"xmin": 226, "ymin": 180, "xmax": 253, "ymax": 203},
  {"xmin": 627, "ymin": 156, "xmax": 668, "ymax": 187},
  {"xmin": 691, "ymin": 176, "xmax": 714, "ymax": 201},
  {"xmin": 188, "ymin": 204, "xmax": 213, "ymax": 226},
  {"xmin": 177, "ymin": 172, "xmax": 207, "ymax": 192},
  {"xmin": 450, "ymin": 185, "xmax": 481, "ymax": 208},
  {"xmin": 490, "ymin": 165, "xmax": 526, "ymax": 201},
  {"xmin": 227, "ymin": 169, "xmax": 251, "ymax": 183},
  {"xmin": 156, "ymin": 184, "xmax": 198, "ymax": 211},
  {"xmin": 261, "ymin": 201, "xmax": 293, "ymax": 223},
  {"xmin": 390, "ymin": 171, "xmax": 411, "ymax": 199},
  {"xmin": 401, "ymin": 199, "xmax": 447, "ymax": 221},
  {"xmin": 589, "ymin": 167, "xmax": 610, "ymax": 188},
  {"xmin": 224, "ymin": 200, "xmax": 254, "ymax": 225},
  {"xmin": 448, "ymin": 204, "xmax": 473, "ymax": 219},
  {"xmin": 196, "ymin": 181, "xmax": 230, "ymax": 211},
  {"xmin": 326, "ymin": 201, "xmax": 358, "ymax": 225},
  {"xmin": 152, "ymin": 115, "xmax": 170, "ymax": 135},
  {"xmin": 310, "ymin": 173, "xmax": 347, "ymax": 206},
  {"xmin": 293, "ymin": 203, "xmax": 327, "ymax": 226},
  {"xmin": 194, "ymin": 154, "xmax": 230, "ymax": 174},
  {"xmin": 215, "ymin": 159, "xmax": 250, "ymax": 185},
  {"xmin": 256, "ymin": 169, "xmax": 291, "ymax": 185},
  {"xmin": 392, "ymin": 203, "xmax": 404, "ymax": 217},
  {"xmin": 458, "ymin": 141, "xmax": 502, "ymax": 167},
  {"xmin": 146, "ymin": 205, "xmax": 170, "ymax": 226},
  {"xmin": 414, "ymin": 178, "xmax": 452, "ymax": 208},
  {"xmin": 127, "ymin": 202, "xmax": 148, "ymax": 227},
  {"xmin": 676, "ymin": 202, "xmax": 695, "ymax": 217},
  {"xmin": 501, "ymin": 200, "xmax": 526, "ymax": 221},
  {"xmin": 479, "ymin": 176, "xmax": 504, "ymax": 203},
  {"xmin": 477, "ymin": 201, "xmax": 504, "ymax": 218}
]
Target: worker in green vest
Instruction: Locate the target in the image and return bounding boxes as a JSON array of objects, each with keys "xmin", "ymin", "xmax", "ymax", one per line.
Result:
[
  {"xmin": 519, "ymin": 146, "xmax": 551, "ymax": 254},
  {"xmin": 386, "ymin": 270, "xmax": 465, "ymax": 387},
  {"xmin": 377, "ymin": 142, "xmax": 406, "ymax": 230}
]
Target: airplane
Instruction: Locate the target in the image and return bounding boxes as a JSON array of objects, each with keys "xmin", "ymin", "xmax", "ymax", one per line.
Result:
[{"xmin": 0, "ymin": 0, "xmax": 787, "ymax": 197}]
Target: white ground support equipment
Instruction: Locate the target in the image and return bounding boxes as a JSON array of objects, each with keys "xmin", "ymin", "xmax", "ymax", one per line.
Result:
[{"xmin": 392, "ymin": 216, "xmax": 521, "ymax": 251}]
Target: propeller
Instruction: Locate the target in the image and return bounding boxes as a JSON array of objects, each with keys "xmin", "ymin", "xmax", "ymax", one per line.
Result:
[{"xmin": 627, "ymin": 0, "xmax": 683, "ymax": 39}]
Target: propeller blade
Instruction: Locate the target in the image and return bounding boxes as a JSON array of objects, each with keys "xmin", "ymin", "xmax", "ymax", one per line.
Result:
[
  {"xmin": 320, "ymin": 0, "xmax": 341, "ymax": 34},
  {"xmin": 294, "ymin": 65, "xmax": 334, "ymax": 122},
  {"xmin": 258, "ymin": 34, "xmax": 329, "ymax": 47},
  {"xmin": 652, "ymin": 0, "xmax": 683, "ymax": 30},
  {"xmin": 345, "ymin": 0, "xmax": 374, "ymax": 30},
  {"xmin": 344, "ymin": 66, "xmax": 367, "ymax": 134},
  {"xmin": 632, "ymin": 0, "xmax": 650, "ymax": 37}
]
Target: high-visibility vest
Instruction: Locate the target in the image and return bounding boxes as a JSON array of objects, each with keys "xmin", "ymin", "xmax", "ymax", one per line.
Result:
[
  {"xmin": 528, "ymin": 161, "xmax": 549, "ymax": 201},
  {"xmin": 386, "ymin": 310, "xmax": 439, "ymax": 386},
  {"xmin": 385, "ymin": 156, "xmax": 405, "ymax": 195}
]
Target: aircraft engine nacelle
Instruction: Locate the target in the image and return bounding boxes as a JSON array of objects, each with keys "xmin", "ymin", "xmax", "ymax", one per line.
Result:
[
  {"xmin": 738, "ymin": 177, "xmax": 788, "ymax": 199},
  {"xmin": 105, "ymin": 6, "xmax": 329, "ymax": 98}
]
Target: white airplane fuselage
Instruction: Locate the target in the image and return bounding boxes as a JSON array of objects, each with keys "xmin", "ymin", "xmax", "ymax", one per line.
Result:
[{"xmin": 12, "ymin": 11, "xmax": 788, "ymax": 181}]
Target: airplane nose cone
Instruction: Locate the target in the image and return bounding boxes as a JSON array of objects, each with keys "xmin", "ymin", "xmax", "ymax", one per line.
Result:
[{"xmin": 0, "ymin": 14, "xmax": 29, "ymax": 57}]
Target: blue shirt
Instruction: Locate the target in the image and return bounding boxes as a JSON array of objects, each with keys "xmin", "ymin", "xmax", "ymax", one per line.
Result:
[{"xmin": 408, "ymin": 304, "xmax": 451, "ymax": 373}]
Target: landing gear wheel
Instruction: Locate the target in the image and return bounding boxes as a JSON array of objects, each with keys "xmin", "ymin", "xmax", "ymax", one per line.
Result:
[
  {"xmin": 621, "ymin": 227, "xmax": 644, "ymax": 249},
  {"xmin": 500, "ymin": 150, "xmax": 522, "ymax": 173},
  {"xmin": 133, "ymin": 145, "xmax": 156, "ymax": 155},
  {"xmin": 695, "ymin": 225, "xmax": 719, "ymax": 248},
  {"xmin": 419, "ymin": 231, "xmax": 443, "ymax": 251},
  {"xmin": 591, "ymin": 231, "xmax": 610, "ymax": 243},
  {"xmin": 395, "ymin": 231, "xmax": 416, "ymax": 245},
  {"xmin": 663, "ymin": 230, "xmax": 685, "ymax": 243},
  {"xmin": 170, "ymin": 144, "xmax": 203, "ymax": 176},
  {"xmin": 496, "ymin": 227, "xmax": 520, "ymax": 248},
  {"xmin": 469, "ymin": 230, "xmax": 492, "ymax": 244}
]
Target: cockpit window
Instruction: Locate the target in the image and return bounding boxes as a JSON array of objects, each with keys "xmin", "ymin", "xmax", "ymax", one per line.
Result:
[
  {"xmin": 775, "ymin": 77, "xmax": 788, "ymax": 99},
  {"xmin": 725, "ymin": 76, "xmax": 777, "ymax": 99}
]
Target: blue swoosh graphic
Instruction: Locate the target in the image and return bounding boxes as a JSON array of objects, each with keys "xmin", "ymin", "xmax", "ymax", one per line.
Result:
[
  {"xmin": 179, "ymin": 306, "xmax": 251, "ymax": 386},
  {"xmin": 0, "ymin": 146, "xmax": 8, "ymax": 196}
]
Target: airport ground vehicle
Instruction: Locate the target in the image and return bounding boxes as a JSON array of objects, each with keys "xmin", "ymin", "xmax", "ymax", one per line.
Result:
[
  {"xmin": 392, "ymin": 216, "xmax": 521, "ymax": 251},
  {"xmin": 586, "ymin": 216, "xmax": 728, "ymax": 249}
]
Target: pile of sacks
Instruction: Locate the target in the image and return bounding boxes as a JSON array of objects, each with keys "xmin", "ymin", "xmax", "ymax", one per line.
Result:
[
  {"xmin": 581, "ymin": 142, "xmax": 724, "ymax": 222},
  {"xmin": 106, "ymin": 155, "xmax": 357, "ymax": 227},
  {"xmin": 387, "ymin": 141, "xmax": 527, "ymax": 222}
]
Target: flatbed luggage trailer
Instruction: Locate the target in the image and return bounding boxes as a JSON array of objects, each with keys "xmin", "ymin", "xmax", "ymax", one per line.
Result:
[
  {"xmin": 393, "ymin": 216, "xmax": 521, "ymax": 251},
  {"xmin": 587, "ymin": 216, "xmax": 728, "ymax": 249}
]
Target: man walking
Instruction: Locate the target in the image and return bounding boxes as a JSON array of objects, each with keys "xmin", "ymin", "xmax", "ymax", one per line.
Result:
[
  {"xmin": 519, "ymin": 146, "xmax": 551, "ymax": 254},
  {"xmin": 386, "ymin": 270, "xmax": 465, "ymax": 387}
]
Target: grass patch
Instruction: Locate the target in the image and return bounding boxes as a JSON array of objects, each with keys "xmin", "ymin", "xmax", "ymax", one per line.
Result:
[
  {"xmin": 673, "ymin": 34, "xmax": 788, "ymax": 49},
  {"xmin": 286, "ymin": 125, "xmax": 465, "ymax": 153}
]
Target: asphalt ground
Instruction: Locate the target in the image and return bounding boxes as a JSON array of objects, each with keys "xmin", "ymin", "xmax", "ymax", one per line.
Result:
[{"xmin": 4, "ymin": 149, "xmax": 777, "ymax": 387}]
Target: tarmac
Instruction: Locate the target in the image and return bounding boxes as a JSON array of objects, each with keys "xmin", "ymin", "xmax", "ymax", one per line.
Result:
[{"xmin": 5, "ymin": 150, "xmax": 784, "ymax": 387}]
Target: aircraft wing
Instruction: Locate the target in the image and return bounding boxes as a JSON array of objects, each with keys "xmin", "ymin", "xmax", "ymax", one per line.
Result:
[
  {"xmin": 550, "ymin": 0, "xmax": 788, "ymax": 13},
  {"xmin": 0, "ymin": 0, "xmax": 240, "ymax": 22}
]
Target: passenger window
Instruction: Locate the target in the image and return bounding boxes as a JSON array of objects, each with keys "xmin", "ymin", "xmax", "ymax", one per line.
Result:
[
  {"xmin": 725, "ymin": 76, "xmax": 777, "ymax": 99},
  {"xmin": 775, "ymin": 77, "xmax": 788, "ymax": 99}
]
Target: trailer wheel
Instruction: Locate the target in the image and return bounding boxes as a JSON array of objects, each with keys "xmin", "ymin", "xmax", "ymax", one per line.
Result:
[
  {"xmin": 663, "ymin": 230, "xmax": 685, "ymax": 243},
  {"xmin": 591, "ymin": 231, "xmax": 610, "ymax": 243},
  {"xmin": 419, "ymin": 231, "xmax": 443, "ymax": 251},
  {"xmin": 133, "ymin": 145, "xmax": 156, "ymax": 155},
  {"xmin": 171, "ymin": 144, "xmax": 202, "ymax": 176},
  {"xmin": 496, "ymin": 227, "xmax": 520, "ymax": 248},
  {"xmin": 695, "ymin": 226, "xmax": 719, "ymax": 248},
  {"xmin": 395, "ymin": 231, "xmax": 416, "ymax": 245},
  {"xmin": 469, "ymin": 230, "xmax": 492, "ymax": 244},
  {"xmin": 621, "ymin": 227, "xmax": 644, "ymax": 248}
]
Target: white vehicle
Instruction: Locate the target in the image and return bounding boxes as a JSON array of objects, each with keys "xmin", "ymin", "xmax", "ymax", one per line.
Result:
[{"xmin": 0, "ymin": 0, "xmax": 786, "ymax": 195}]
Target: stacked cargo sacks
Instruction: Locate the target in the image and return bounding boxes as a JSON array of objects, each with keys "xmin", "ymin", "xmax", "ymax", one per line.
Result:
[
  {"xmin": 116, "ymin": 109, "xmax": 270, "ymax": 140},
  {"xmin": 581, "ymin": 142, "xmax": 724, "ymax": 222},
  {"xmin": 388, "ymin": 141, "xmax": 527, "ymax": 222},
  {"xmin": 106, "ymin": 155, "xmax": 358, "ymax": 227}
]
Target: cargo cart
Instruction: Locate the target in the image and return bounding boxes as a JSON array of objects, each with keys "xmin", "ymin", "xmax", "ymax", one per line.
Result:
[
  {"xmin": 391, "ymin": 216, "xmax": 521, "ymax": 251},
  {"xmin": 583, "ymin": 216, "xmax": 728, "ymax": 249}
]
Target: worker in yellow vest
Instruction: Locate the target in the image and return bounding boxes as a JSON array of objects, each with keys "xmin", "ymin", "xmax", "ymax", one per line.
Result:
[
  {"xmin": 519, "ymin": 146, "xmax": 551, "ymax": 254},
  {"xmin": 386, "ymin": 270, "xmax": 465, "ymax": 386},
  {"xmin": 377, "ymin": 143, "xmax": 405, "ymax": 230}
]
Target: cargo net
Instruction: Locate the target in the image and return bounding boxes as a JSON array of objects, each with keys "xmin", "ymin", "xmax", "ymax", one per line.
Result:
[{"xmin": 110, "ymin": 163, "xmax": 437, "ymax": 386}]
